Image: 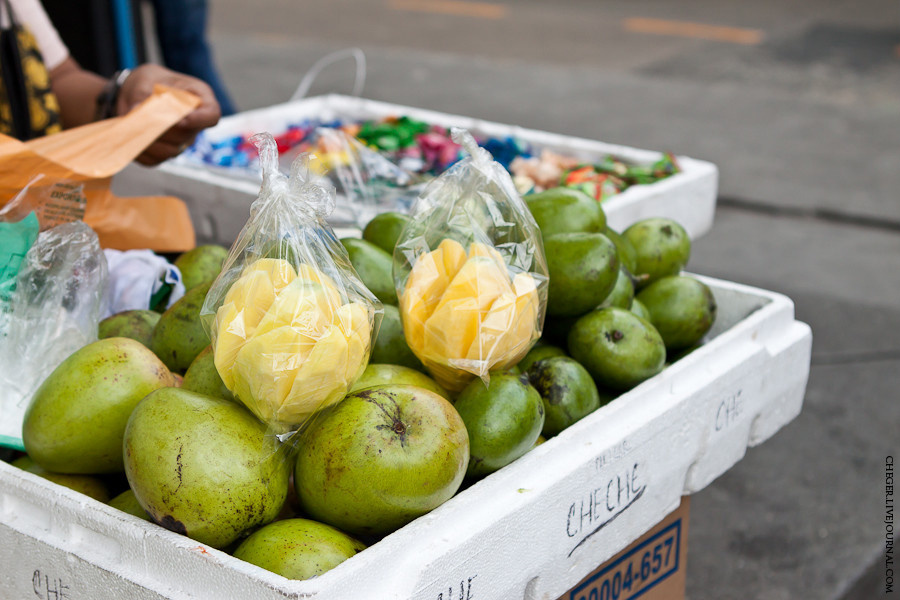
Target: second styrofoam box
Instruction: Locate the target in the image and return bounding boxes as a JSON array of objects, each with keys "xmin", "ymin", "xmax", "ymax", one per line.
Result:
[{"xmin": 112, "ymin": 95, "xmax": 719, "ymax": 247}]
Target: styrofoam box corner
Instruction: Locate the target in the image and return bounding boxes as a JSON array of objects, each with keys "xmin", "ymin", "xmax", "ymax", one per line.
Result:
[
  {"xmin": 1, "ymin": 275, "xmax": 810, "ymax": 600},
  {"xmin": 111, "ymin": 95, "xmax": 719, "ymax": 247}
]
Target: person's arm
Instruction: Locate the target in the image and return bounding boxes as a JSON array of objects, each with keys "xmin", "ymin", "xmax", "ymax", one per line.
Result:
[{"xmin": 48, "ymin": 57, "xmax": 107, "ymax": 128}]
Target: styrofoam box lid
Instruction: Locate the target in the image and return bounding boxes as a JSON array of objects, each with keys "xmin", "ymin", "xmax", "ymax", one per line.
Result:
[
  {"xmin": 1, "ymin": 275, "xmax": 811, "ymax": 600},
  {"xmin": 113, "ymin": 95, "xmax": 719, "ymax": 244}
]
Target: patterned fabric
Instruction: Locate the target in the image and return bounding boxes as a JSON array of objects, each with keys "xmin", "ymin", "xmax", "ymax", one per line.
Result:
[{"xmin": 0, "ymin": 4, "xmax": 62, "ymax": 140}]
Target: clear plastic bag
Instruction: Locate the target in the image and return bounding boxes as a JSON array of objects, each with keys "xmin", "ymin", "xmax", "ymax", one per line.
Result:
[
  {"xmin": 393, "ymin": 128, "xmax": 549, "ymax": 393},
  {"xmin": 0, "ymin": 221, "xmax": 108, "ymax": 448},
  {"xmin": 200, "ymin": 133, "xmax": 382, "ymax": 439},
  {"xmin": 303, "ymin": 127, "xmax": 424, "ymax": 228}
]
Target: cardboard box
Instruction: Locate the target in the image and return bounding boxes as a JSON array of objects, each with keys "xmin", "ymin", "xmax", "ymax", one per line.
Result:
[{"xmin": 563, "ymin": 498, "xmax": 689, "ymax": 600}]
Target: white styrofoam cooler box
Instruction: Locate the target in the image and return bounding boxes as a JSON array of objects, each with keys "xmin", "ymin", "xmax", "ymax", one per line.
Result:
[
  {"xmin": 111, "ymin": 94, "xmax": 719, "ymax": 246},
  {"xmin": 0, "ymin": 276, "xmax": 811, "ymax": 600}
]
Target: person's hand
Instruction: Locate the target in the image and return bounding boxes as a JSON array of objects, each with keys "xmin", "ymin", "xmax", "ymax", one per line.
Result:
[{"xmin": 116, "ymin": 64, "xmax": 221, "ymax": 166}]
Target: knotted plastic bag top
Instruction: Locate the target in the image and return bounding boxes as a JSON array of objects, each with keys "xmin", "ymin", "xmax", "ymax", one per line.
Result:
[
  {"xmin": 201, "ymin": 132, "xmax": 382, "ymax": 437},
  {"xmin": 393, "ymin": 128, "xmax": 548, "ymax": 393}
]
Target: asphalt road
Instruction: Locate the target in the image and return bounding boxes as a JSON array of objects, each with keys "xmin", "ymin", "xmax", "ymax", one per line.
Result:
[{"xmin": 197, "ymin": 1, "xmax": 900, "ymax": 598}]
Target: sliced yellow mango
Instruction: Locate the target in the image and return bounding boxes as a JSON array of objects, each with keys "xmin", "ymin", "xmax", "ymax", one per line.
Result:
[
  {"xmin": 279, "ymin": 325, "xmax": 350, "ymax": 427},
  {"xmin": 439, "ymin": 238, "xmax": 467, "ymax": 282},
  {"xmin": 241, "ymin": 258, "xmax": 297, "ymax": 293},
  {"xmin": 335, "ymin": 302, "xmax": 371, "ymax": 384},
  {"xmin": 400, "ymin": 245, "xmax": 453, "ymax": 353},
  {"xmin": 253, "ymin": 280, "xmax": 335, "ymax": 340},
  {"xmin": 231, "ymin": 326, "xmax": 316, "ymax": 426},
  {"xmin": 468, "ymin": 241, "xmax": 507, "ymax": 272},
  {"xmin": 296, "ymin": 264, "xmax": 342, "ymax": 306},
  {"xmin": 397, "ymin": 237, "xmax": 548, "ymax": 391},
  {"xmin": 467, "ymin": 290, "xmax": 516, "ymax": 364}
]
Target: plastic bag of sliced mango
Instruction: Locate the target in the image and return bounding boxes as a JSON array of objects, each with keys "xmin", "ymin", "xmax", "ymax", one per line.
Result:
[
  {"xmin": 200, "ymin": 132, "xmax": 382, "ymax": 438},
  {"xmin": 393, "ymin": 128, "xmax": 549, "ymax": 393}
]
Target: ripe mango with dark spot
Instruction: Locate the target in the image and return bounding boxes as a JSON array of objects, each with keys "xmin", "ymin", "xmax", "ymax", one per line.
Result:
[
  {"xmin": 174, "ymin": 245, "xmax": 228, "ymax": 291},
  {"xmin": 527, "ymin": 356, "xmax": 607, "ymax": 437},
  {"xmin": 341, "ymin": 237, "xmax": 398, "ymax": 305},
  {"xmin": 544, "ymin": 232, "xmax": 619, "ymax": 317},
  {"xmin": 635, "ymin": 275, "xmax": 717, "ymax": 352},
  {"xmin": 22, "ymin": 337, "xmax": 173, "ymax": 474},
  {"xmin": 98, "ymin": 310, "xmax": 160, "ymax": 348},
  {"xmin": 182, "ymin": 345, "xmax": 233, "ymax": 402},
  {"xmin": 525, "ymin": 187, "xmax": 606, "ymax": 238},
  {"xmin": 568, "ymin": 307, "xmax": 666, "ymax": 391},
  {"xmin": 123, "ymin": 388, "xmax": 290, "ymax": 549},
  {"xmin": 150, "ymin": 281, "xmax": 212, "ymax": 373},
  {"xmin": 362, "ymin": 211, "xmax": 411, "ymax": 255}
]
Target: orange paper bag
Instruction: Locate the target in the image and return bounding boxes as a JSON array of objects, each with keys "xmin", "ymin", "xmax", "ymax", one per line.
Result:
[{"xmin": 0, "ymin": 86, "xmax": 201, "ymax": 252}]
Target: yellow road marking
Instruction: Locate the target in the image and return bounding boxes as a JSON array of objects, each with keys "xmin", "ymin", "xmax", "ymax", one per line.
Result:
[
  {"xmin": 624, "ymin": 17, "xmax": 764, "ymax": 45},
  {"xmin": 388, "ymin": 0, "xmax": 508, "ymax": 19}
]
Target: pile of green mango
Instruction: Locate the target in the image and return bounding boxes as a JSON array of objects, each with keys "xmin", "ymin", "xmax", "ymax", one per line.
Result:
[{"xmin": 2, "ymin": 189, "xmax": 720, "ymax": 583}]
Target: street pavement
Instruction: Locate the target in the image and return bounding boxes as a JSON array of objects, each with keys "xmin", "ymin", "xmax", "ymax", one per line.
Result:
[{"xmin": 196, "ymin": 2, "xmax": 900, "ymax": 597}]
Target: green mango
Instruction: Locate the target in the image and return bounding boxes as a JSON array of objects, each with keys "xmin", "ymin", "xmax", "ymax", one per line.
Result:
[
  {"xmin": 623, "ymin": 218, "xmax": 691, "ymax": 286},
  {"xmin": 362, "ymin": 211, "xmax": 411, "ymax": 255},
  {"xmin": 599, "ymin": 267, "xmax": 635, "ymax": 310},
  {"xmin": 527, "ymin": 356, "xmax": 608, "ymax": 437},
  {"xmin": 174, "ymin": 245, "xmax": 228, "ymax": 291},
  {"xmin": 295, "ymin": 385, "xmax": 468, "ymax": 537},
  {"xmin": 98, "ymin": 310, "xmax": 160, "ymax": 348},
  {"xmin": 340, "ymin": 237, "xmax": 398, "ymax": 305},
  {"xmin": 232, "ymin": 518, "xmax": 366, "ymax": 580},
  {"xmin": 123, "ymin": 388, "xmax": 290, "ymax": 549},
  {"xmin": 349, "ymin": 363, "xmax": 450, "ymax": 400},
  {"xmin": 525, "ymin": 187, "xmax": 606, "ymax": 237},
  {"xmin": 12, "ymin": 456, "xmax": 110, "ymax": 502},
  {"xmin": 150, "ymin": 282, "xmax": 213, "ymax": 373},
  {"xmin": 108, "ymin": 489, "xmax": 151, "ymax": 520},
  {"xmin": 630, "ymin": 298, "xmax": 652, "ymax": 321},
  {"xmin": 516, "ymin": 343, "xmax": 567, "ymax": 373},
  {"xmin": 567, "ymin": 307, "xmax": 666, "ymax": 391},
  {"xmin": 635, "ymin": 275, "xmax": 717, "ymax": 352},
  {"xmin": 182, "ymin": 345, "xmax": 234, "ymax": 401},
  {"xmin": 370, "ymin": 304, "xmax": 424, "ymax": 371},
  {"xmin": 604, "ymin": 228, "xmax": 638, "ymax": 276},
  {"xmin": 22, "ymin": 337, "xmax": 174, "ymax": 474},
  {"xmin": 544, "ymin": 232, "xmax": 619, "ymax": 317},
  {"xmin": 454, "ymin": 373, "xmax": 544, "ymax": 479}
]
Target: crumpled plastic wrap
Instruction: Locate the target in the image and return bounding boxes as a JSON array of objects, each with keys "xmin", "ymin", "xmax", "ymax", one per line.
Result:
[
  {"xmin": 0, "ymin": 221, "xmax": 107, "ymax": 447},
  {"xmin": 200, "ymin": 132, "xmax": 382, "ymax": 439},
  {"xmin": 393, "ymin": 128, "xmax": 549, "ymax": 393}
]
